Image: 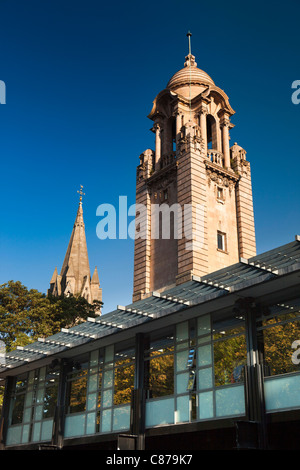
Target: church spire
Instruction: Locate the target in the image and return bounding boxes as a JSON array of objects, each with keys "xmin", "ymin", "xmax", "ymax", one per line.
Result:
[
  {"xmin": 48, "ymin": 186, "xmax": 102, "ymax": 307},
  {"xmin": 60, "ymin": 188, "xmax": 90, "ymax": 290}
]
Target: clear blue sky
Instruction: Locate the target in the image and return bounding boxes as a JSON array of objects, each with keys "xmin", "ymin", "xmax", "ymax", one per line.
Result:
[{"xmin": 0, "ymin": 0, "xmax": 299, "ymax": 314}]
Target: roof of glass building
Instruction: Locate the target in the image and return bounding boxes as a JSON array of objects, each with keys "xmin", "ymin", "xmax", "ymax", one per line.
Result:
[{"xmin": 1, "ymin": 237, "xmax": 299, "ymax": 375}]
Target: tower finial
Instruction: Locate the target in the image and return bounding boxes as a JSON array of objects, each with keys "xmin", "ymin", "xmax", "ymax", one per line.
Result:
[
  {"xmin": 187, "ymin": 31, "xmax": 192, "ymax": 55},
  {"xmin": 77, "ymin": 184, "xmax": 85, "ymax": 204}
]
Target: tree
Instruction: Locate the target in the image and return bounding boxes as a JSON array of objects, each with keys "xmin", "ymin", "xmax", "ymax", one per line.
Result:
[
  {"xmin": 0, "ymin": 280, "xmax": 102, "ymax": 413},
  {"xmin": 0, "ymin": 280, "xmax": 101, "ymax": 352}
]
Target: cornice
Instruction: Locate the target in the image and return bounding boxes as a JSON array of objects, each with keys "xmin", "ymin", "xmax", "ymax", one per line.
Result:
[{"xmin": 205, "ymin": 159, "xmax": 239, "ymax": 181}]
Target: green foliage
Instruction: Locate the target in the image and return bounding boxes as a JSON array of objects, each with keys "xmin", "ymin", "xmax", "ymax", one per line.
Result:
[
  {"xmin": 0, "ymin": 280, "xmax": 101, "ymax": 352},
  {"xmin": 0, "ymin": 280, "xmax": 102, "ymax": 414}
]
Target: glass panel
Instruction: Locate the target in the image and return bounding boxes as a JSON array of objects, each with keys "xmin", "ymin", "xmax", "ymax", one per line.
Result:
[
  {"xmin": 215, "ymin": 385, "xmax": 245, "ymax": 417},
  {"xmin": 90, "ymin": 350, "xmax": 99, "ymax": 367},
  {"xmin": 214, "ymin": 333, "xmax": 246, "ymax": 386},
  {"xmin": 87, "ymin": 392, "xmax": 97, "ymax": 411},
  {"xmin": 146, "ymin": 398, "xmax": 175, "ymax": 427},
  {"xmin": 198, "ymin": 316, "xmax": 211, "ymax": 337},
  {"xmin": 24, "ymin": 391, "xmax": 33, "ymax": 408},
  {"xmin": 43, "ymin": 383, "xmax": 58, "ymax": 418},
  {"xmin": 101, "ymin": 409, "xmax": 112, "ymax": 433},
  {"xmin": 114, "ymin": 352, "xmax": 135, "ymax": 406},
  {"xmin": 176, "ymin": 350, "xmax": 189, "ymax": 372},
  {"xmin": 39, "ymin": 367, "xmax": 46, "ymax": 382},
  {"xmin": 148, "ymin": 353, "xmax": 174, "ymax": 398},
  {"xmin": 41, "ymin": 419, "xmax": 53, "ymax": 441},
  {"xmin": 260, "ymin": 319, "xmax": 300, "ymax": 376},
  {"xmin": 66, "ymin": 369, "xmax": 87, "ymax": 414},
  {"xmin": 23, "ymin": 407, "xmax": 31, "ymax": 424},
  {"xmin": 264, "ymin": 374, "xmax": 300, "ymax": 411},
  {"xmin": 103, "ymin": 370, "xmax": 113, "ymax": 389},
  {"xmin": 176, "ymin": 322, "xmax": 189, "ymax": 342},
  {"xmin": 197, "ymin": 345, "xmax": 212, "ymax": 367},
  {"xmin": 36, "ymin": 388, "xmax": 44, "ymax": 404},
  {"xmin": 28, "ymin": 371, "xmax": 34, "ymax": 386},
  {"xmin": 11, "ymin": 394, "xmax": 25, "ymax": 425},
  {"xmin": 176, "ymin": 372, "xmax": 189, "ymax": 394},
  {"xmin": 22, "ymin": 424, "xmax": 30, "ymax": 443},
  {"xmin": 198, "ymin": 368, "xmax": 212, "ymax": 391},
  {"xmin": 32, "ymin": 421, "xmax": 41, "ymax": 442},
  {"xmin": 64, "ymin": 413, "xmax": 86, "ymax": 438},
  {"xmin": 199, "ymin": 391, "xmax": 214, "ymax": 420},
  {"xmin": 6, "ymin": 425, "xmax": 22, "ymax": 446},
  {"xmin": 176, "ymin": 395, "xmax": 190, "ymax": 423},
  {"xmin": 88, "ymin": 373, "xmax": 98, "ymax": 392},
  {"xmin": 86, "ymin": 412, "xmax": 96, "ymax": 435},
  {"xmin": 102, "ymin": 389, "xmax": 113, "ymax": 408},
  {"xmin": 35, "ymin": 405, "xmax": 43, "ymax": 421},
  {"xmin": 105, "ymin": 345, "xmax": 114, "ymax": 365},
  {"xmin": 113, "ymin": 405, "xmax": 130, "ymax": 431}
]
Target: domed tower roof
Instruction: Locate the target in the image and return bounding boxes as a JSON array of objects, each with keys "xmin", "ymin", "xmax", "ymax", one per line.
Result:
[
  {"xmin": 166, "ymin": 53, "xmax": 215, "ymax": 99},
  {"xmin": 167, "ymin": 53, "xmax": 215, "ymax": 89}
]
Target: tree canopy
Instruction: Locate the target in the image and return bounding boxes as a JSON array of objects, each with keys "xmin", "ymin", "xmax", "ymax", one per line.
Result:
[{"xmin": 0, "ymin": 280, "xmax": 102, "ymax": 352}]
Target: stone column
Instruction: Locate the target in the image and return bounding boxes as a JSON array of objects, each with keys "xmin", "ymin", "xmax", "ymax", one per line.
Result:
[
  {"xmin": 199, "ymin": 106, "xmax": 207, "ymax": 153},
  {"xmin": 221, "ymin": 117, "xmax": 231, "ymax": 169},
  {"xmin": 175, "ymin": 111, "xmax": 182, "ymax": 149},
  {"xmin": 154, "ymin": 123, "xmax": 161, "ymax": 171}
]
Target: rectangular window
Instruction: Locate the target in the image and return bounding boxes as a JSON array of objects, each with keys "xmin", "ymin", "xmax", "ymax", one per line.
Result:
[
  {"xmin": 43, "ymin": 368, "xmax": 60, "ymax": 419},
  {"xmin": 213, "ymin": 318, "xmax": 246, "ymax": 387},
  {"xmin": 66, "ymin": 358, "xmax": 89, "ymax": 414},
  {"xmin": 113, "ymin": 346, "xmax": 135, "ymax": 406},
  {"xmin": 145, "ymin": 332, "xmax": 174, "ymax": 398},
  {"xmin": 256, "ymin": 298, "xmax": 300, "ymax": 413},
  {"xmin": 217, "ymin": 187, "xmax": 224, "ymax": 200},
  {"xmin": 257, "ymin": 299, "xmax": 300, "ymax": 376},
  {"xmin": 217, "ymin": 231, "xmax": 226, "ymax": 252},
  {"xmin": 10, "ymin": 375, "xmax": 27, "ymax": 425}
]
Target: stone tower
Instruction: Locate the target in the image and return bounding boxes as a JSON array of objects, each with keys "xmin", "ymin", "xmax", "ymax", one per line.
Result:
[
  {"xmin": 133, "ymin": 39, "xmax": 256, "ymax": 302},
  {"xmin": 48, "ymin": 187, "xmax": 102, "ymax": 306}
]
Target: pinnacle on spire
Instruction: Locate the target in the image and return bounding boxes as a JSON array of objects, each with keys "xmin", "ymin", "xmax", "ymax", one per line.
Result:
[
  {"xmin": 77, "ymin": 184, "xmax": 85, "ymax": 205},
  {"xmin": 91, "ymin": 266, "xmax": 100, "ymax": 284},
  {"xmin": 50, "ymin": 267, "xmax": 58, "ymax": 284}
]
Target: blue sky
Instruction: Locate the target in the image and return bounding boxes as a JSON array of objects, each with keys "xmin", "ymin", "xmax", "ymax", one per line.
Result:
[{"xmin": 0, "ymin": 0, "xmax": 299, "ymax": 314}]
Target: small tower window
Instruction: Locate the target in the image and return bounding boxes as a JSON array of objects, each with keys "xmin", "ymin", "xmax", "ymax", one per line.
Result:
[
  {"xmin": 217, "ymin": 187, "xmax": 224, "ymax": 201},
  {"xmin": 217, "ymin": 231, "xmax": 227, "ymax": 252}
]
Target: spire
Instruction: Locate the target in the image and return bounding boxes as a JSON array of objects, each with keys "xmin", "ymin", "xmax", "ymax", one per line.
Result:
[
  {"xmin": 60, "ymin": 186, "xmax": 90, "ymax": 294},
  {"xmin": 48, "ymin": 186, "xmax": 102, "ymax": 308}
]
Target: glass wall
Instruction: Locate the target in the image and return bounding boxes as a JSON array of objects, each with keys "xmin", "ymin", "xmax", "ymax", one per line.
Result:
[
  {"xmin": 6, "ymin": 364, "xmax": 60, "ymax": 446},
  {"xmin": 257, "ymin": 298, "xmax": 300, "ymax": 412},
  {"xmin": 64, "ymin": 342, "xmax": 135, "ymax": 438},
  {"xmin": 5, "ymin": 310, "xmax": 250, "ymax": 446},
  {"xmin": 144, "ymin": 313, "xmax": 247, "ymax": 428},
  {"xmin": 144, "ymin": 326, "xmax": 176, "ymax": 427},
  {"xmin": 198, "ymin": 313, "xmax": 246, "ymax": 419}
]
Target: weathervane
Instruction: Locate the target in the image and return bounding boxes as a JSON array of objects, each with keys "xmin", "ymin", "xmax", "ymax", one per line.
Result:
[{"xmin": 77, "ymin": 185, "xmax": 85, "ymax": 204}]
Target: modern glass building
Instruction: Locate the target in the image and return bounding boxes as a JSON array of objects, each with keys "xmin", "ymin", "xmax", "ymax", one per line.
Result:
[{"xmin": 1, "ymin": 237, "xmax": 300, "ymax": 450}]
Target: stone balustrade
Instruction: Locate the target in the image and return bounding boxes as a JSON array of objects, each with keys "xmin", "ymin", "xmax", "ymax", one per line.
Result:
[{"xmin": 207, "ymin": 149, "xmax": 224, "ymax": 167}]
